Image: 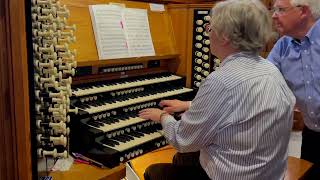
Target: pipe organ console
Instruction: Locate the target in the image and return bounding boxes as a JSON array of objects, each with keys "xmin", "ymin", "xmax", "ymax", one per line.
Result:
[
  {"xmin": 31, "ymin": 0, "xmax": 77, "ymax": 165},
  {"xmin": 70, "ymin": 71, "xmax": 194, "ymax": 167}
]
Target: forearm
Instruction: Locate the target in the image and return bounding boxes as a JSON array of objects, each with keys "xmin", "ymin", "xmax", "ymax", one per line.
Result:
[{"xmin": 160, "ymin": 114, "xmax": 203, "ymax": 153}]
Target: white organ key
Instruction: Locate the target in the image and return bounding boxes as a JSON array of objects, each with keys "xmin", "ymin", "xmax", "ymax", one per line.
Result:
[
  {"xmin": 73, "ymin": 74, "xmax": 182, "ymax": 97},
  {"xmin": 87, "ymin": 117, "xmax": 148, "ymax": 133},
  {"xmin": 81, "ymin": 88, "xmax": 193, "ymax": 114},
  {"xmin": 101, "ymin": 131, "xmax": 163, "ymax": 152}
]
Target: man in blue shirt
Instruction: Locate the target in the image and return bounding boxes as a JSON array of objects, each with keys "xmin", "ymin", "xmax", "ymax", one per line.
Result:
[{"xmin": 267, "ymin": 0, "xmax": 320, "ymax": 164}]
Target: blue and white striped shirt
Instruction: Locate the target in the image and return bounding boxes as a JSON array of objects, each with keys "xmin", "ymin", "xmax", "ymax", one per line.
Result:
[
  {"xmin": 267, "ymin": 19, "xmax": 320, "ymax": 132},
  {"xmin": 162, "ymin": 52, "xmax": 296, "ymax": 180}
]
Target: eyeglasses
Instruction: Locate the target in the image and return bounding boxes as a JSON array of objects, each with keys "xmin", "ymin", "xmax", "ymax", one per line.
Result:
[{"xmin": 271, "ymin": 6, "xmax": 301, "ymax": 15}]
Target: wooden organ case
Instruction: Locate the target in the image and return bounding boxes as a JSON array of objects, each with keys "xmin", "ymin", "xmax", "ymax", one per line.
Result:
[
  {"xmin": 26, "ymin": 0, "xmax": 277, "ymax": 178},
  {"xmin": 32, "ymin": 0, "xmax": 197, "ymax": 170}
]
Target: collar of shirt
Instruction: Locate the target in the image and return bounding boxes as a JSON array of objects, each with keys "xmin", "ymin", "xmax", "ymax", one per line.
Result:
[
  {"xmin": 290, "ymin": 18, "xmax": 320, "ymax": 46},
  {"xmin": 220, "ymin": 51, "xmax": 259, "ymax": 67}
]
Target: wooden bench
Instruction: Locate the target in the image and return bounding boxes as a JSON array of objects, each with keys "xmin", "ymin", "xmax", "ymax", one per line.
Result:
[{"xmin": 130, "ymin": 146, "xmax": 313, "ymax": 180}]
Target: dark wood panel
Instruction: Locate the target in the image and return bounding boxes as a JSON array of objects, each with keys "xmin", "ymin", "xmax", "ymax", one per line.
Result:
[
  {"xmin": 0, "ymin": 0, "xmax": 16, "ymax": 179},
  {"xmin": 9, "ymin": 0, "xmax": 32, "ymax": 179},
  {"xmin": 0, "ymin": 0, "xmax": 32, "ymax": 179}
]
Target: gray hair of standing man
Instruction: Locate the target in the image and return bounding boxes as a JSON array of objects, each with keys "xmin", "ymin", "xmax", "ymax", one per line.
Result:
[
  {"xmin": 210, "ymin": 0, "xmax": 273, "ymax": 53},
  {"xmin": 290, "ymin": 0, "xmax": 320, "ymax": 19}
]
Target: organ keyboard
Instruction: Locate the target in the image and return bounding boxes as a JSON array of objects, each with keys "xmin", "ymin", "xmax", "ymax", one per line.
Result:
[{"xmin": 70, "ymin": 72, "xmax": 193, "ymax": 168}]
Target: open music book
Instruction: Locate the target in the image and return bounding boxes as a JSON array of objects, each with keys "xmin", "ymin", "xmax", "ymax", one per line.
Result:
[{"xmin": 89, "ymin": 4, "xmax": 155, "ymax": 60}]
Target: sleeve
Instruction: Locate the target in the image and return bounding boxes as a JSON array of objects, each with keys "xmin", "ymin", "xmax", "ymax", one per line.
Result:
[
  {"xmin": 267, "ymin": 39, "xmax": 282, "ymax": 70},
  {"xmin": 161, "ymin": 76, "xmax": 232, "ymax": 152}
]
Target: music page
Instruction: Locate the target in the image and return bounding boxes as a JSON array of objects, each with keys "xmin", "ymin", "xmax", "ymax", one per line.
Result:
[{"xmin": 89, "ymin": 5, "xmax": 129, "ymax": 59}]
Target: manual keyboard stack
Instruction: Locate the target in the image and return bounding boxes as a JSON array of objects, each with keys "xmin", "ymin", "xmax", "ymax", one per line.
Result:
[{"xmin": 70, "ymin": 72, "xmax": 193, "ymax": 168}]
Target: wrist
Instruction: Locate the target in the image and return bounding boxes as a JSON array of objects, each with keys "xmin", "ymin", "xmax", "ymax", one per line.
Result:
[{"xmin": 159, "ymin": 112, "xmax": 169, "ymax": 122}]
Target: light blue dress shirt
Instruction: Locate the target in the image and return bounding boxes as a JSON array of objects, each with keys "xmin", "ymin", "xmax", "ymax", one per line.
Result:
[
  {"xmin": 268, "ymin": 19, "xmax": 320, "ymax": 132},
  {"xmin": 162, "ymin": 52, "xmax": 295, "ymax": 180}
]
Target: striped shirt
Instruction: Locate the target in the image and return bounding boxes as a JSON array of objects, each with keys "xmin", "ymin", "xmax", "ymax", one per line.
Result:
[{"xmin": 161, "ymin": 52, "xmax": 296, "ymax": 180}]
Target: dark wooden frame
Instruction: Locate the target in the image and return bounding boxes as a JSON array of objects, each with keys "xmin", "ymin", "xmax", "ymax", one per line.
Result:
[{"xmin": 0, "ymin": 0, "xmax": 32, "ymax": 179}]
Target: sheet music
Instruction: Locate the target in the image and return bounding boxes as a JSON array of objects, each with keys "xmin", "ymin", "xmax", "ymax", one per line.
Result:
[
  {"xmin": 123, "ymin": 8, "xmax": 155, "ymax": 57},
  {"xmin": 89, "ymin": 5, "xmax": 129, "ymax": 59},
  {"xmin": 89, "ymin": 5, "xmax": 155, "ymax": 59}
]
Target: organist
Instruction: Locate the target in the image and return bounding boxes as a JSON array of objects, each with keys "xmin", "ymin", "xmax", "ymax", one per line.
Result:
[{"xmin": 139, "ymin": 0, "xmax": 296, "ymax": 179}]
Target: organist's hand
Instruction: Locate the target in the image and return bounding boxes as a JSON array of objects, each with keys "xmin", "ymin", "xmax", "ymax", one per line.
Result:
[
  {"xmin": 139, "ymin": 108, "xmax": 166, "ymax": 123},
  {"xmin": 159, "ymin": 100, "xmax": 190, "ymax": 114}
]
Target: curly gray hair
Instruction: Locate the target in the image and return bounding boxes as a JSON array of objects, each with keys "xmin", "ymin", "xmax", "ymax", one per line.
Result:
[{"xmin": 210, "ymin": 0, "xmax": 273, "ymax": 53}]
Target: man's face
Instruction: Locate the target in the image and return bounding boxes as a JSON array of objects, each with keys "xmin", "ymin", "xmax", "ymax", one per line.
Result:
[{"xmin": 272, "ymin": 0, "xmax": 302, "ymax": 37}]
